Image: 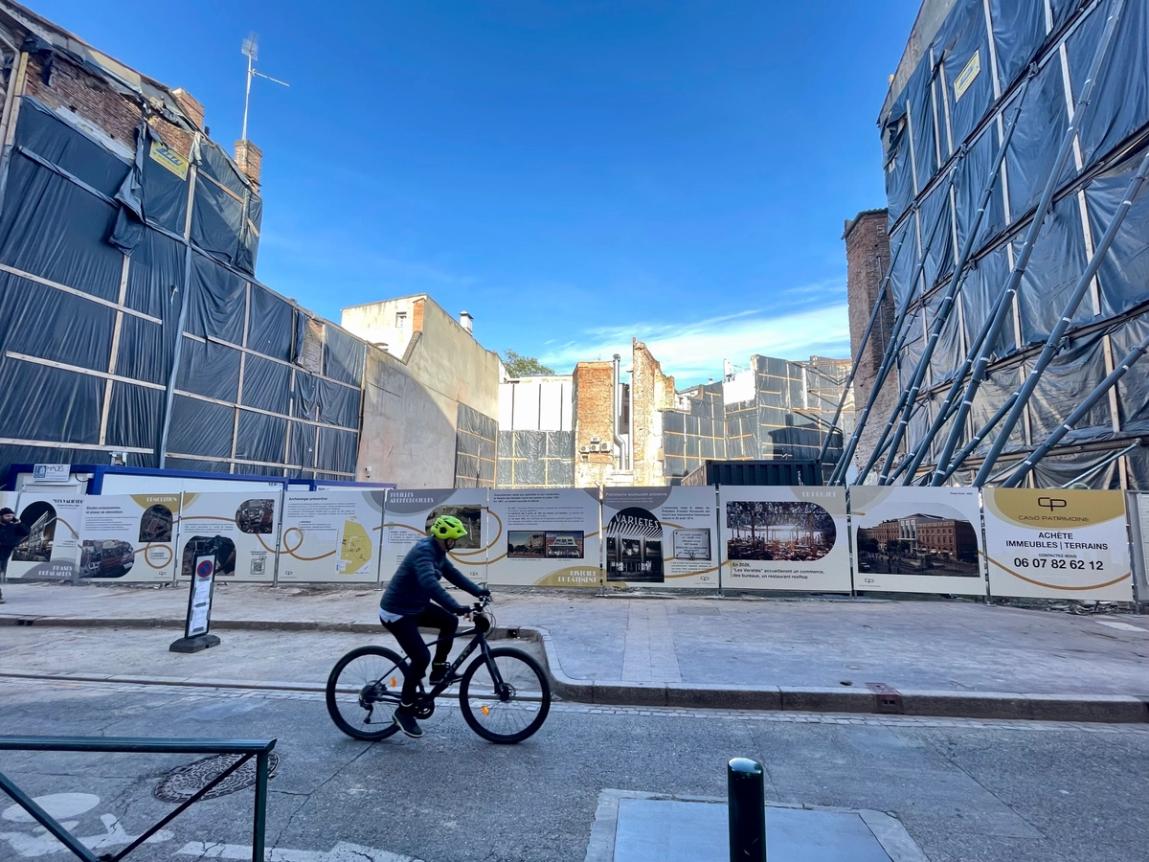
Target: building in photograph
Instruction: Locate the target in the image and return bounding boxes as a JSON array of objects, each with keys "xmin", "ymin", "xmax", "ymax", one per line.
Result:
[{"xmin": 843, "ymin": 0, "xmax": 1149, "ymax": 489}]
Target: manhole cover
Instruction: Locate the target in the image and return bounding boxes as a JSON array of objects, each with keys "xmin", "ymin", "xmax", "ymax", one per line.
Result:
[{"xmin": 154, "ymin": 753, "xmax": 280, "ymax": 803}]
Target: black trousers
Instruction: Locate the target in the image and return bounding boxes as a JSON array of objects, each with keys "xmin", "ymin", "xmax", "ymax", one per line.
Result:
[{"xmin": 382, "ymin": 603, "xmax": 458, "ymax": 706}]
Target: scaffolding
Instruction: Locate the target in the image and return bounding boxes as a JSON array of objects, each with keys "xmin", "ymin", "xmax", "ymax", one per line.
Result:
[{"xmin": 837, "ymin": 0, "xmax": 1149, "ymax": 489}]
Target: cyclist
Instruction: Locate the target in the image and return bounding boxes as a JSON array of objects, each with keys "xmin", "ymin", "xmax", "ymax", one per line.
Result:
[{"xmin": 378, "ymin": 514, "xmax": 489, "ymax": 738}]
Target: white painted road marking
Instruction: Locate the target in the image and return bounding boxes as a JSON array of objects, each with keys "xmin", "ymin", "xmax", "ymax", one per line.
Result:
[{"xmin": 1095, "ymin": 620, "xmax": 1147, "ymax": 633}]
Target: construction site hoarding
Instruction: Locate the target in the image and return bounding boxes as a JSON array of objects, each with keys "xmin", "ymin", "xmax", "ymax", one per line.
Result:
[
  {"xmin": 602, "ymin": 486, "xmax": 719, "ymax": 589},
  {"xmin": 175, "ymin": 491, "xmax": 281, "ymax": 583},
  {"xmin": 78, "ymin": 494, "xmax": 181, "ymax": 583},
  {"xmin": 850, "ymin": 486, "xmax": 987, "ymax": 595},
  {"xmin": 5, "ymin": 491, "xmax": 83, "ymax": 581},
  {"xmin": 718, "ymin": 486, "xmax": 850, "ymax": 593},
  {"xmin": 488, "ymin": 488, "xmax": 601, "ymax": 587},
  {"xmin": 277, "ymin": 490, "xmax": 385, "ymax": 583},
  {"xmin": 381, "ymin": 489, "xmax": 491, "ymax": 587},
  {"xmin": 982, "ymin": 488, "xmax": 1133, "ymax": 600}
]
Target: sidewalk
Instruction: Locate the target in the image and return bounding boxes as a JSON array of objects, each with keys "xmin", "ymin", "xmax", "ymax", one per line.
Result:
[{"xmin": 2, "ymin": 582, "xmax": 1147, "ymax": 722}]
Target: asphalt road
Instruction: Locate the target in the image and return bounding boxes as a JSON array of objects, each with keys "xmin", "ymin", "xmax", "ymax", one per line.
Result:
[{"xmin": 2, "ymin": 676, "xmax": 1148, "ymax": 861}]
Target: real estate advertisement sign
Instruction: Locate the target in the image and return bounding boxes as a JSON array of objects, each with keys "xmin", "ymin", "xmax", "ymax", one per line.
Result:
[
  {"xmin": 6, "ymin": 491, "xmax": 85, "ymax": 581},
  {"xmin": 602, "ymin": 486, "xmax": 719, "ymax": 588},
  {"xmin": 176, "ymin": 491, "xmax": 281, "ymax": 583},
  {"xmin": 277, "ymin": 490, "xmax": 386, "ymax": 583},
  {"xmin": 849, "ymin": 487, "xmax": 986, "ymax": 595},
  {"xmin": 381, "ymin": 489, "xmax": 491, "ymax": 587},
  {"xmin": 78, "ymin": 494, "xmax": 181, "ymax": 582},
  {"xmin": 488, "ymin": 488, "xmax": 602, "ymax": 587},
  {"xmin": 718, "ymin": 486, "xmax": 850, "ymax": 592},
  {"xmin": 983, "ymin": 488, "xmax": 1133, "ymax": 601}
]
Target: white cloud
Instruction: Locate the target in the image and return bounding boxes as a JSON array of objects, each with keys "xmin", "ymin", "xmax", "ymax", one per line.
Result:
[{"xmin": 539, "ymin": 301, "xmax": 852, "ymax": 385}]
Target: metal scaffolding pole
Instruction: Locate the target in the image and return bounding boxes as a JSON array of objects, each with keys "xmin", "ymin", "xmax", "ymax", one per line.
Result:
[
  {"xmin": 1060, "ymin": 441, "xmax": 1139, "ymax": 488},
  {"xmin": 815, "ymin": 229, "xmax": 910, "ymax": 464},
  {"xmin": 831, "ymin": 169, "xmax": 961, "ymax": 484},
  {"xmin": 971, "ymin": 144, "xmax": 1149, "ymax": 484},
  {"xmin": 1002, "ymin": 332, "xmax": 1149, "ymax": 487},
  {"xmin": 930, "ymin": 0, "xmax": 1128, "ymax": 486},
  {"xmin": 874, "ymin": 87, "xmax": 1032, "ymax": 484},
  {"xmin": 931, "ymin": 392, "xmax": 1021, "ymax": 485}
]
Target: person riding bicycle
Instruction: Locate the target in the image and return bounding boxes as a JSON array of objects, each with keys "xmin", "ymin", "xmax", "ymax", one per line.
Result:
[{"xmin": 378, "ymin": 514, "xmax": 490, "ymax": 738}]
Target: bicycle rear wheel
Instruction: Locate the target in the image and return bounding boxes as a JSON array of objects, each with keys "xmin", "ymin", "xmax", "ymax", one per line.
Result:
[
  {"xmin": 326, "ymin": 646, "xmax": 407, "ymax": 741},
  {"xmin": 459, "ymin": 647, "xmax": 551, "ymax": 744}
]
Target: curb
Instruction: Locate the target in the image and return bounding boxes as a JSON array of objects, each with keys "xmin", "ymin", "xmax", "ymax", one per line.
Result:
[{"xmin": 4, "ymin": 615, "xmax": 1147, "ymax": 724}]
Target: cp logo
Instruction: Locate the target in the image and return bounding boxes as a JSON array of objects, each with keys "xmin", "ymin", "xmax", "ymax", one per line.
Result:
[{"xmin": 1037, "ymin": 496, "xmax": 1068, "ymax": 512}]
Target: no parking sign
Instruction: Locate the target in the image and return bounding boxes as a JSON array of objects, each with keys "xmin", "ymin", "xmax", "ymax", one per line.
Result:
[{"xmin": 170, "ymin": 552, "xmax": 221, "ymax": 652}]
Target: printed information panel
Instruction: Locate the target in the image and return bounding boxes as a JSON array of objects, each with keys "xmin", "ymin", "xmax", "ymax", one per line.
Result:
[
  {"xmin": 6, "ymin": 492, "xmax": 84, "ymax": 581},
  {"xmin": 176, "ymin": 491, "xmax": 281, "ymax": 583},
  {"xmin": 849, "ymin": 487, "xmax": 986, "ymax": 595},
  {"xmin": 488, "ymin": 488, "xmax": 602, "ymax": 587},
  {"xmin": 718, "ymin": 486, "xmax": 850, "ymax": 592},
  {"xmin": 381, "ymin": 489, "xmax": 491, "ymax": 587},
  {"xmin": 602, "ymin": 486, "xmax": 719, "ymax": 588},
  {"xmin": 79, "ymin": 494, "xmax": 181, "ymax": 582},
  {"xmin": 983, "ymin": 489, "xmax": 1133, "ymax": 601},
  {"xmin": 277, "ymin": 490, "xmax": 386, "ymax": 583}
]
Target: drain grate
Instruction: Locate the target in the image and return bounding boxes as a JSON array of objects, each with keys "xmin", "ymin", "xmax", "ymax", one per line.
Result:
[{"xmin": 154, "ymin": 752, "xmax": 279, "ymax": 803}]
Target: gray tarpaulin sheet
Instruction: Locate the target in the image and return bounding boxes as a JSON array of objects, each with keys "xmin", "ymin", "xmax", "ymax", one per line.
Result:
[
  {"xmin": 1085, "ymin": 141, "xmax": 1149, "ymax": 320},
  {"xmin": 0, "ymin": 89, "xmax": 364, "ymax": 478},
  {"xmin": 1066, "ymin": 0, "xmax": 1149, "ymax": 165}
]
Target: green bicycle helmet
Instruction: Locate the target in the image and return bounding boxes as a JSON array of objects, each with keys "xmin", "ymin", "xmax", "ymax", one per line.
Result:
[{"xmin": 428, "ymin": 514, "xmax": 468, "ymax": 540}]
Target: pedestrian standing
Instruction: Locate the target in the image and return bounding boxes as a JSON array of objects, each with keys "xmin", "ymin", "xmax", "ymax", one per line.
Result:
[{"xmin": 0, "ymin": 507, "xmax": 30, "ymax": 603}]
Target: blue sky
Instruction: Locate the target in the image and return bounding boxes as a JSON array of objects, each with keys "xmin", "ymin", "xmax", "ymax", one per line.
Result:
[{"xmin": 36, "ymin": 0, "xmax": 917, "ymax": 385}]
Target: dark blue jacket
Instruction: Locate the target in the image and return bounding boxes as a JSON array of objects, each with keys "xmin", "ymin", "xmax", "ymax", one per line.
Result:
[{"xmin": 380, "ymin": 536, "xmax": 484, "ymax": 616}]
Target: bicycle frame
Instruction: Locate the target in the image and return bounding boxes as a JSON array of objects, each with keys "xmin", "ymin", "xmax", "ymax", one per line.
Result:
[{"xmin": 407, "ymin": 614, "xmax": 507, "ymax": 704}]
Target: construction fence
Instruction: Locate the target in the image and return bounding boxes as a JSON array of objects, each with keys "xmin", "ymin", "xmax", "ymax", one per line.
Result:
[{"xmin": 2, "ymin": 484, "xmax": 1146, "ymax": 604}]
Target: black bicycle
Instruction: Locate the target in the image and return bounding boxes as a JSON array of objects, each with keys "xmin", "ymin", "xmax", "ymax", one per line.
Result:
[{"xmin": 325, "ymin": 597, "xmax": 551, "ymax": 744}]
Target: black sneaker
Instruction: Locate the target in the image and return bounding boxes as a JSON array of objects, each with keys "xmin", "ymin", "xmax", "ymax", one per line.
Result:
[
  {"xmin": 392, "ymin": 707, "xmax": 423, "ymax": 739},
  {"xmin": 429, "ymin": 663, "xmax": 456, "ymax": 686}
]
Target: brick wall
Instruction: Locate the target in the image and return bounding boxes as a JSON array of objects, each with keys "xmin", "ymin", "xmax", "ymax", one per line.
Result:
[
  {"xmin": 573, "ymin": 360, "xmax": 614, "ymax": 487},
  {"xmin": 25, "ymin": 53, "xmax": 140, "ymax": 150},
  {"xmin": 844, "ymin": 209, "xmax": 899, "ymax": 473},
  {"xmin": 24, "ymin": 53, "xmax": 198, "ymax": 159}
]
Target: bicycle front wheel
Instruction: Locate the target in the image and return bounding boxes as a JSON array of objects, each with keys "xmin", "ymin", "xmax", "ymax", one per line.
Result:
[
  {"xmin": 459, "ymin": 647, "xmax": 551, "ymax": 744},
  {"xmin": 326, "ymin": 645, "xmax": 407, "ymax": 741}
]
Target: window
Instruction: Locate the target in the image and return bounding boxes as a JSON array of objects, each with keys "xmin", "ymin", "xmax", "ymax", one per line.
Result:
[{"xmin": 395, "ymin": 311, "xmax": 408, "ymax": 328}]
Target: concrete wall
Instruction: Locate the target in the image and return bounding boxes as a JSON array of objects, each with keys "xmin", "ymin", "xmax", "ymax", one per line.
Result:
[
  {"xmin": 343, "ymin": 295, "xmax": 502, "ymax": 488},
  {"xmin": 357, "ymin": 349, "xmax": 457, "ymax": 488}
]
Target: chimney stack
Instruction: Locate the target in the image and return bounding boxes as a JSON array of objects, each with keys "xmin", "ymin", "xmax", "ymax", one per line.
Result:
[
  {"xmin": 234, "ymin": 139, "xmax": 263, "ymax": 189},
  {"xmin": 171, "ymin": 88, "xmax": 205, "ymax": 130},
  {"xmin": 460, "ymin": 310, "xmax": 474, "ymax": 334}
]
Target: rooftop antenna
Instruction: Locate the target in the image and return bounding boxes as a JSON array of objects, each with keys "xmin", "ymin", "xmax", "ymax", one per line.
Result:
[{"xmin": 241, "ymin": 33, "xmax": 289, "ymax": 141}]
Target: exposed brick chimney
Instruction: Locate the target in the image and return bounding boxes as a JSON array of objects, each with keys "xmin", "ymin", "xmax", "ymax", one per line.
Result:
[
  {"xmin": 171, "ymin": 88, "xmax": 205, "ymax": 130},
  {"xmin": 234, "ymin": 139, "xmax": 263, "ymax": 189}
]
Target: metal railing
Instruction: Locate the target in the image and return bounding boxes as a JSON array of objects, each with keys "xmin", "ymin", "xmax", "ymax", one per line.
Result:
[{"xmin": 0, "ymin": 735, "xmax": 276, "ymax": 862}]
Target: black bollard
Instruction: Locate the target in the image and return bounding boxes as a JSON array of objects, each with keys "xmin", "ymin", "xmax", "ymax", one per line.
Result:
[{"xmin": 727, "ymin": 757, "xmax": 766, "ymax": 861}]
